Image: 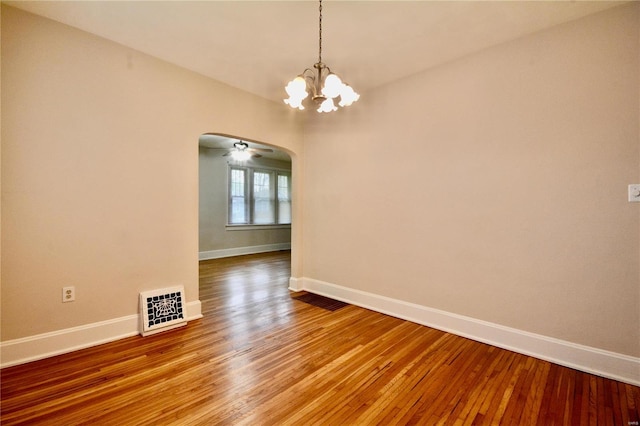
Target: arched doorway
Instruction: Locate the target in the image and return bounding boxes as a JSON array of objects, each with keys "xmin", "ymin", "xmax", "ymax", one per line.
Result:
[{"xmin": 197, "ymin": 133, "xmax": 294, "ymax": 283}]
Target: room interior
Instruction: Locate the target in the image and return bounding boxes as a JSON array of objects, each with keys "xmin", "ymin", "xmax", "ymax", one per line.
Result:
[
  {"xmin": 198, "ymin": 134, "xmax": 292, "ymax": 261},
  {"xmin": 1, "ymin": 0, "xmax": 638, "ymax": 396}
]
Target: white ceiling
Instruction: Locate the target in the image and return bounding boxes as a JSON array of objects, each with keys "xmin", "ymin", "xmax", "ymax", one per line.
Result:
[
  {"xmin": 5, "ymin": 0, "xmax": 627, "ymax": 104},
  {"xmin": 199, "ymin": 134, "xmax": 292, "ymax": 162}
]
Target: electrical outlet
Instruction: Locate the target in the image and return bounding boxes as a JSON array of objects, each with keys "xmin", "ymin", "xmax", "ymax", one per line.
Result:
[
  {"xmin": 62, "ymin": 286, "xmax": 75, "ymax": 303},
  {"xmin": 629, "ymin": 184, "xmax": 640, "ymax": 203}
]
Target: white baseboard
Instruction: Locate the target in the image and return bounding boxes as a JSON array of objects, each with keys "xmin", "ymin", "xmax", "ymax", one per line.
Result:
[
  {"xmin": 199, "ymin": 243, "xmax": 291, "ymax": 261},
  {"xmin": 0, "ymin": 300, "xmax": 203, "ymax": 369},
  {"xmin": 288, "ymin": 277, "xmax": 304, "ymax": 292},
  {"xmin": 300, "ymin": 277, "xmax": 640, "ymax": 386},
  {"xmin": 5, "ymin": 279, "xmax": 638, "ymax": 387}
]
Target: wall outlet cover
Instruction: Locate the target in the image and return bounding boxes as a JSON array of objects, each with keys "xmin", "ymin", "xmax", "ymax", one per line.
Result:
[
  {"xmin": 629, "ymin": 184, "xmax": 640, "ymax": 203},
  {"xmin": 62, "ymin": 286, "xmax": 75, "ymax": 302}
]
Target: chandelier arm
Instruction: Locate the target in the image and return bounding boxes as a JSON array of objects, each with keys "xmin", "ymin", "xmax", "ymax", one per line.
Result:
[
  {"xmin": 301, "ymin": 68, "xmax": 316, "ymax": 78},
  {"xmin": 302, "ymin": 69, "xmax": 316, "ymax": 88},
  {"xmin": 299, "ymin": 68, "xmax": 319, "ymax": 98}
]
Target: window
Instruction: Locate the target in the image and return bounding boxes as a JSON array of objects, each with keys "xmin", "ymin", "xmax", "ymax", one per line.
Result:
[
  {"xmin": 229, "ymin": 168, "xmax": 248, "ymax": 224},
  {"xmin": 228, "ymin": 166, "xmax": 291, "ymax": 225},
  {"xmin": 253, "ymin": 171, "xmax": 274, "ymax": 224},
  {"xmin": 277, "ymin": 174, "xmax": 291, "ymax": 224}
]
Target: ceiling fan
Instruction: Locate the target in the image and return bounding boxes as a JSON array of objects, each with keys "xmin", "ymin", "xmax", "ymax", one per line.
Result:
[{"xmin": 202, "ymin": 137, "xmax": 273, "ymax": 160}]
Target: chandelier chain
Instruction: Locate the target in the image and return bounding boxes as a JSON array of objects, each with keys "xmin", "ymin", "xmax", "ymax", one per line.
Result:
[{"xmin": 318, "ymin": 0, "xmax": 323, "ymax": 64}]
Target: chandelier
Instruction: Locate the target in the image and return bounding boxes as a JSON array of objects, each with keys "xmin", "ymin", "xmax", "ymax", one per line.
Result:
[{"xmin": 284, "ymin": 0, "xmax": 359, "ymax": 113}]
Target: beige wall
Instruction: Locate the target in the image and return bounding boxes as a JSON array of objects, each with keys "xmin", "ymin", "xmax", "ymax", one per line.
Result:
[
  {"xmin": 2, "ymin": 1, "xmax": 638, "ymax": 366},
  {"xmin": 303, "ymin": 4, "xmax": 639, "ymax": 357},
  {"xmin": 199, "ymin": 147, "xmax": 292, "ymax": 253},
  {"xmin": 0, "ymin": 6, "xmax": 303, "ymax": 340}
]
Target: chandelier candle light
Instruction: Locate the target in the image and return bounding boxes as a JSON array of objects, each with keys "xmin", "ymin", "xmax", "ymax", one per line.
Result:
[{"xmin": 284, "ymin": 0, "xmax": 359, "ymax": 113}]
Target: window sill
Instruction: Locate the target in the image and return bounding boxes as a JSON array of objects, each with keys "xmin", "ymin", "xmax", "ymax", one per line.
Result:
[{"xmin": 226, "ymin": 224, "xmax": 291, "ymax": 231}]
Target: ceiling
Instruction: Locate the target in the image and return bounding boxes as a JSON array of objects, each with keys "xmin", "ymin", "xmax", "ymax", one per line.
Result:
[
  {"xmin": 5, "ymin": 0, "xmax": 627, "ymax": 105},
  {"xmin": 199, "ymin": 134, "xmax": 292, "ymax": 162}
]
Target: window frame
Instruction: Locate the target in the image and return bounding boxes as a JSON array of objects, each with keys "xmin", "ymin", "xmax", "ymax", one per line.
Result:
[
  {"xmin": 276, "ymin": 172, "xmax": 292, "ymax": 225},
  {"xmin": 227, "ymin": 164, "xmax": 292, "ymax": 229},
  {"xmin": 228, "ymin": 167, "xmax": 249, "ymax": 225}
]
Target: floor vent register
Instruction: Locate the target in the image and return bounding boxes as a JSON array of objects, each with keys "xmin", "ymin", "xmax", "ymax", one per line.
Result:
[{"xmin": 139, "ymin": 286, "xmax": 187, "ymax": 336}]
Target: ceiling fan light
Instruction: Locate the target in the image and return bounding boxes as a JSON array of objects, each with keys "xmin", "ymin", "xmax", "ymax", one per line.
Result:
[
  {"xmin": 321, "ymin": 73, "xmax": 343, "ymax": 99},
  {"xmin": 233, "ymin": 141, "xmax": 248, "ymax": 150},
  {"xmin": 231, "ymin": 149, "xmax": 251, "ymax": 161}
]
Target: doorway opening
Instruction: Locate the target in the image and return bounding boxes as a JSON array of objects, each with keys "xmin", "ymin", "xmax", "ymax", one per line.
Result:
[{"xmin": 197, "ymin": 133, "xmax": 293, "ymax": 267}]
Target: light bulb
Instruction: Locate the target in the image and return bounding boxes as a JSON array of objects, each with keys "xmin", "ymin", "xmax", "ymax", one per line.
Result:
[
  {"xmin": 285, "ymin": 76, "xmax": 308, "ymax": 98},
  {"xmin": 321, "ymin": 73, "xmax": 343, "ymax": 99},
  {"xmin": 231, "ymin": 149, "xmax": 251, "ymax": 161},
  {"xmin": 317, "ymin": 97, "xmax": 337, "ymax": 113},
  {"xmin": 284, "ymin": 97, "xmax": 305, "ymax": 110},
  {"xmin": 284, "ymin": 76, "xmax": 308, "ymax": 110},
  {"xmin": 338, "ymin": 84, "xmax": 360, "ymax": 107}
]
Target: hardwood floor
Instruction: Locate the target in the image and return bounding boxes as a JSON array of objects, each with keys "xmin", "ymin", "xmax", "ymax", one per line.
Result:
[{"xmin": 1, "ymin": 251, "xmax": 638, "ymax": 425}]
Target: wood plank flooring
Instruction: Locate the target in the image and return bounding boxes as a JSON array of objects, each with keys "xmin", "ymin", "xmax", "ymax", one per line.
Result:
[{"xmin": 1, "ymin": 251, "xmax": 639, "ymax": 425}]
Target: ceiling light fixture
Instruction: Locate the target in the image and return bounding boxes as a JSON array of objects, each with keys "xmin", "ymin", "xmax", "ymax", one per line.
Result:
[
  {"xmin": 284, "ymin": 0, "xmax": 359, "ymax": 113},
  {"xmin": 231, "ymin": 142, "xmax": 251, "ymax": 161}
]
